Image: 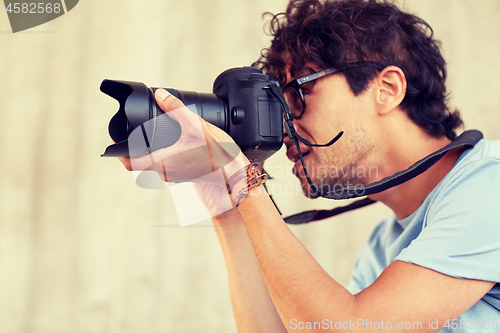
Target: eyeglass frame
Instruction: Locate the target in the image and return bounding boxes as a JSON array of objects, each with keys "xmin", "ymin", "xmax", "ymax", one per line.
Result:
[{"xmin": 282, "ymin": 61, "xmax": 387, "ymax": 119}]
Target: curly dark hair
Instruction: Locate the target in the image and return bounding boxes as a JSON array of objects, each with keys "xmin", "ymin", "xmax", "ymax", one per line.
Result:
[{"xmin": 254, "ymin": 0, "xmax": 463, "ymax": 140}]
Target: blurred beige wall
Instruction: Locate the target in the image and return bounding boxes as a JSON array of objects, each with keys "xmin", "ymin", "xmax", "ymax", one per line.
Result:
[{"xmin": 0, "ymin": 1, "xmax": 499, "ymax": 332}]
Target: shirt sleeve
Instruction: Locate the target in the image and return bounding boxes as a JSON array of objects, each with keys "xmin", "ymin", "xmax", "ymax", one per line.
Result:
[{"xmin": 395, "ymin": 154, "xmax": 500, "ymax": 283}]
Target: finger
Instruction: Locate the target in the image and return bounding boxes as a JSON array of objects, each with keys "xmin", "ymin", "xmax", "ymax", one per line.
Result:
[
  {"xmin": 128, "ymin": 150, "xmax": 163, "ymax": 172},
  {"xmin": 117, "ymin": 156, "xmax": 133, "ymax": 171}
]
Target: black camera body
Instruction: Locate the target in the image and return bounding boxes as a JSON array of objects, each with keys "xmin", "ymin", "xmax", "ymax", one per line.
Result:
[{"xmin": 101, "ymin": 67, "xmax": 283, "ymax": 164}]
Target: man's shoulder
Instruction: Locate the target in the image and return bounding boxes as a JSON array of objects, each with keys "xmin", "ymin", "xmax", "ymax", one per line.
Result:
[
  {"xmin": 456, "ymin": 138, "xmax": 500, "ymax": 166},
  {"xmin": 436, "ymin": 138, "xmax": 500, "ymax": 191},
  {"xmin": 423, "ymin": 138, "xmax": 500, "ymax": 226}
]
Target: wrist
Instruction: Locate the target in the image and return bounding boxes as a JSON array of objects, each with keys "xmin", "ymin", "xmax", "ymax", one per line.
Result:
[
  {"xmin": 223, "ymin": 151, "xmax": 250, "ymax": 178},
  {"xmin": 229, "ymin": 165, "xmax": 268, "ymax": 207}
]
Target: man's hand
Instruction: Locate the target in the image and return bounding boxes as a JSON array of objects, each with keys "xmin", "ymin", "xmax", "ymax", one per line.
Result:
[
  {"xmin": 118, "ymin": 89, "xmax": 248, "ymax": 182},
  {"xmin": 117, "ymin": 89, "xmax": 250, "ymax": 218}
]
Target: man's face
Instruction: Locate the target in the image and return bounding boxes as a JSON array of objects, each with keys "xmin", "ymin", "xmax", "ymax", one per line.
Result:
[{"xmin": 283, "ymin": 65, "xmax": 376, "ymax": 198}]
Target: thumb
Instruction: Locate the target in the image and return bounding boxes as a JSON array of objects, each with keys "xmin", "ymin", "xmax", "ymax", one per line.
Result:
[
  {"xmin": 155, "ymin": 88, "xmax": 199, "ymax": 124},
  {"xmin": 155, "ymin": 88, "xmax": 186, "ymax": 112}
]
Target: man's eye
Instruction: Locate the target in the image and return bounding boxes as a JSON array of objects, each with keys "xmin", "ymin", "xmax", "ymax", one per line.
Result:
[
  {"xmin": 301, "ymin": 87, "xmax": 312, "ymax": 96},
  {"xmin": 301, "ymin": 81, "xmax": 315, "ymax": 93}
]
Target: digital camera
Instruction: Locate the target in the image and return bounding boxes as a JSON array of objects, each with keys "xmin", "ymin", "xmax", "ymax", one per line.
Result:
[{"xmin": 101, "ymin": 67, "xmax": 284, "ymax": 164}]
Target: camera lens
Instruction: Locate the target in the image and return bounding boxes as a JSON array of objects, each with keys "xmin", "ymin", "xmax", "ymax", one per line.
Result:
[
  {"xmin": 100, "ymin": 80, "xmax": 227, "ymax": 157},
  {"xmin": 164, "ymin": 89, "xmax": 228, "ymax": 132}
]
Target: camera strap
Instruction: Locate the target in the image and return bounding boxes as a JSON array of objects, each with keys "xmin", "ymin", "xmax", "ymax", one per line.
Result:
[
  {"xmin": 264, "ymin": 83, "xmax": 484, "ymax": 224},
  {"xmin": 283, "ymin": 129, "xmax": 483, "ymax": 224}
]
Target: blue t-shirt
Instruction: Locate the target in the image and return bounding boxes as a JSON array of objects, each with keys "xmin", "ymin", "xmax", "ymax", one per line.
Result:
[{"xmin": 347, "ymin": 139, "xmax": 500, "ymax": 332}]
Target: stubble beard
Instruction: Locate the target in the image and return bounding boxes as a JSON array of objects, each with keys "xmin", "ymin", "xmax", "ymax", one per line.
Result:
[{"xmin": 300, "ymin": 122, "xmax": 374, "ymax": 199}]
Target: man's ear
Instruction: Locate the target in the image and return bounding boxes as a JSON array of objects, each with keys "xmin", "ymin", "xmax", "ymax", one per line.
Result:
[{"xmin": 375, "ymin": 66, "xmax": 407, "ymax": 115}]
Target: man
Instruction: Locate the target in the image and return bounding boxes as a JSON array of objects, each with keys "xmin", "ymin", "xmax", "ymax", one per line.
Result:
[{"xmin": 120, "ymin": 0, "xmax": 500, "ymax": 331}]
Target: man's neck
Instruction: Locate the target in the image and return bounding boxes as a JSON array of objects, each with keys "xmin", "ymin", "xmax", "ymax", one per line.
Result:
[{"xmin": 367, "ymin": 137, "xmax": 465, "ymax": 220}]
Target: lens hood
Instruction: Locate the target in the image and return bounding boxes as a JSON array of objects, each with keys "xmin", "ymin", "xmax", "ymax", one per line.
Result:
[{"xmin": 100, "ymin": 79, "xmax": 182, "ymax": 157}]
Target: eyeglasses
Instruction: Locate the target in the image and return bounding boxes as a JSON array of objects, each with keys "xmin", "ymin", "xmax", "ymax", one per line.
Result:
[{"xmin": 282, "ymin": 61, "xmax": 386, "ymax": 119}]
